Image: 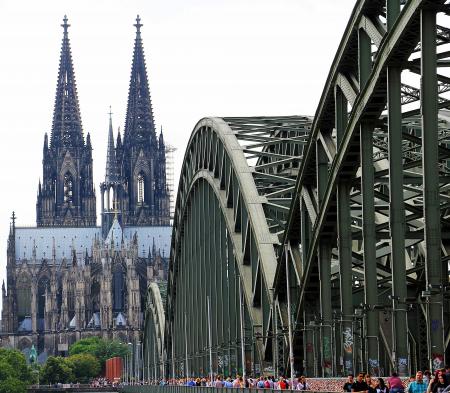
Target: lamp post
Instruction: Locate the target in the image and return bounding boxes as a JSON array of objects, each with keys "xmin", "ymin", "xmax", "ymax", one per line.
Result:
[
  {"xmin": 124, "ymin": 353, "xmax": 127, "ymax": 385},
  {"xmin": 136, "ymin": 341, "xmax": 140, "ymax": 384},
  {"xmin": 128, "ymin": 342, "xmax": 133, "ymax": 385}
]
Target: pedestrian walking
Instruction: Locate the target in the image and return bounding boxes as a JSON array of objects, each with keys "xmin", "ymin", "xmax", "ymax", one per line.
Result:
[
  {"xmin": 296, "ymin": 376, "xmax": 310, "ymax": 391},
  {"xmin": 344, "ymin": 375, "xmax": 355, "ymax": 392}
]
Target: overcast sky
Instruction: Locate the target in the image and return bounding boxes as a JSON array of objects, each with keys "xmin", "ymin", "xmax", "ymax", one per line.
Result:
[{"xmin": 0, "ymin": 0, "xmax": 356, "ymax": 291}]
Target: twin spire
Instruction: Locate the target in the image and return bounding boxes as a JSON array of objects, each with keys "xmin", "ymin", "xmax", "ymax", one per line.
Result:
[
  {"xmin": 104, "ymin": 15, "xmax": 165, "ymax": 186},
  {"xmin": 49, "ymin": 14, "xmax": 164, "ymax": 183},
  {"xmin": 50, "ymin": 15, "xmax": 84, "ymax": 149},
  {"xmin": 123, "ymin": 14, "xmax": 156, "ymax": 146}
]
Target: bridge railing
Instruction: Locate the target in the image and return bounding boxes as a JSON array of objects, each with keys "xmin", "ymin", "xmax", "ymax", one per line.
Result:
[{"xmin": 120, "ymin": 387, "xmax": 336, "ymax": 393}]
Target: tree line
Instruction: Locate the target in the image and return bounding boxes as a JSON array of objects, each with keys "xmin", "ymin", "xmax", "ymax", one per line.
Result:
[{"xmin": 0, "ymin": 337, "xmax": 129, "ymax": 392}]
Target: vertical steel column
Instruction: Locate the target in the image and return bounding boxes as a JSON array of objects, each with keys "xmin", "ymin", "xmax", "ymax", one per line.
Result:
[
  {"xmin": 239, "ymin": 277, "xmax": 246, "ymax": 382},
  {"xmin": 207, "ymin": 295, "xmax": 214, "ymax": 384},
  {"xmin": 285, "ymin": 244, "xmax": 295, "ymax": 386},
  {"xmin": 358, "ymin": 27, "xmax": 380, "ymax": 375},
  {"xmin": 171, "ymin": 324, "xmax": 175, "ymax": 380},
  {"xmin": 387, "ymin": 0, "xmax": 408, "ymax": 374},
  {"xmin": 318, "ymin": 243, "xmax": 333, "ymax": 376},
  {"xmin": 421, "ymin": 7, "xmax": 445, "ymax": 371},
  {"xmin": 316, "ymin": 141, "xmax": 333, "ymax": 376},
  {"xmin": 185, "ymin": 312, "xmax": 189, "ymax": 379},
  {"xmin": 227, "ymin": 234, "xmax": 237, "ymax": 375},
  {"xmin": 335, "ymin": 85, "xmax": 354, "ymax": 376},
  {"xmin": 273, "ymin": 300, "xmax": 279, "ymax": 376},
  {"xmin": 304, "ymin": 314, "xmax": 315, "ymax": 376},
  {"xmin": 200, "ymin": 182, "xmax": 207, "ymax": 373}
]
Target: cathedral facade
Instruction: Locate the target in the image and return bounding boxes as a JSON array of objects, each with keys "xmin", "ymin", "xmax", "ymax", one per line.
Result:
[{"xmin": 0, "ymin": 16, "xmax": 171, "ymax": 361}]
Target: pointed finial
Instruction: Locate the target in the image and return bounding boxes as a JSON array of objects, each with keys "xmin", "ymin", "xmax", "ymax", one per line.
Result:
[
  {"xmin": 108, "ymin": 105, "xmax": 113, "ymax": 121},
  {"xmin": 134, "ymin": 15, "xmax": 143, "ymax": 34},
  {"xmin": 52, "ymin": 237, "xmax": 56, "ymax": 260},
  {"xmin": 62, "ymin": 15, "xmax": 70, "ymax": 36},
  {"xmin": 11, "ymin": 211, "xmax": 16, "ymax": 230}
]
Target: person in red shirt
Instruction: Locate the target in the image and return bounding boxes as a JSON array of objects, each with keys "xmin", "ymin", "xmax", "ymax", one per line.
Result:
[{"xmin": 279, "ymin": 377, "xmax": 288, "ymax": 390}]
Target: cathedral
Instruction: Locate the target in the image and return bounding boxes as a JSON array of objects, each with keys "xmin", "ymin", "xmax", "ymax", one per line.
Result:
[{"xmin": 0, "ymin": 16, "xmax": 171, "ymax": 362}]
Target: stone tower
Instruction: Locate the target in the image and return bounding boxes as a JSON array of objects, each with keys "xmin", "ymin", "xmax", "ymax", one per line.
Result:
[
  {"xmin": 102, "ymin": 15, "xmax": 170, "ymax": 232},
  {"xmin": 36, "ymin": 16, "xmax": 96, "ymax": 227}
]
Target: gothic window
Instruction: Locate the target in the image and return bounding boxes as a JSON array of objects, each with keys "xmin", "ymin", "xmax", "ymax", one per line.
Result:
[
  {"xmin": 63, "ymin": 173, "xmax": 74, "ymax": 203},
  {"xmin": 37, "ymin": 277, "xmax": 50, "ymax": 331},
  {"xmin": 91, "ymin": 280, "xmax": 100, "ymax": 313},
  {"xmin": 17, "ymin": 276, "xmax": 31, "ymax": 319},
  {"xmin": 113, "ymin": 265, "xmax": 125, "ymax": 312},
  {"xmin": 137, "ymin": 173, "xmax": 145, "ymax": 204}
]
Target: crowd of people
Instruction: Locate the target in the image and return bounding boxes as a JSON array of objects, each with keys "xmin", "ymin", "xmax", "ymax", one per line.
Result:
[
  {"xmin": 343, "ymin": 368, "xmax": 450, "ymax": 393},
  {"xmin": 90, "ymin": 376, "xmax": 120, "ymax": 387},
  {"xmin": 124, "ymin": 366, "xmax": 450, "ymax": 392}
]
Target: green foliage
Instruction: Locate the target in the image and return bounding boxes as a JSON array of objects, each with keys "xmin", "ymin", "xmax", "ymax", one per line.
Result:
[
  {"xmin": 40, "ymin": 356, "xmax": 74, "ymax": 385},
  {"xmin": 0, "ymin": 349, "xmax": 32, "ymax": 393},
  {"xmin": 68, "ymin": 353, "xmax": 100, "ymax": 383},
  {"xmin": 69, "ymin": 337, "xmax": 129, "ymax": 368},
  {"xmin": 68, "ymin": 336, "xmax": 101, "ymax": 356},
  {"xmin": 0, "ymin": 377, "xmax": 27, "ymax": 393}
]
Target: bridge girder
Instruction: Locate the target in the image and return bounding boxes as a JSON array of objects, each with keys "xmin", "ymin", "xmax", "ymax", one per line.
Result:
[
  {"xmin": 143, "ymin": 283, "xmax": 166, "ymax": 379},
  {"xmin": 165, "ymin": 116, "xmax": 310, "ymax": 377},
  {"xmin": 273, "ymin": 0, "xmax": 450, "ymax": 377},
  {"xmin": 141, "ymin": 0, "xmax": 450, "ymax": 380}
]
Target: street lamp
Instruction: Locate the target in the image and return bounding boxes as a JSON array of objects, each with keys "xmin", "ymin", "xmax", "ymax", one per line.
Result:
[{"xmin": 128, "ymin": 342, "xmax": 133, "ymax": 385}]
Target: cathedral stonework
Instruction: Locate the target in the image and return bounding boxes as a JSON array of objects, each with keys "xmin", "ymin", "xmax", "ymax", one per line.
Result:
[{"xmin": 0, "ymin": 16, "xmax": 171, "ymax": 362}]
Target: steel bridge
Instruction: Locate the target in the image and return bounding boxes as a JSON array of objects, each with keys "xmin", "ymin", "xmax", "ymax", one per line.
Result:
[{"xmin": 143, "ymin": 0, "xmax": 450, "ymax": 379}]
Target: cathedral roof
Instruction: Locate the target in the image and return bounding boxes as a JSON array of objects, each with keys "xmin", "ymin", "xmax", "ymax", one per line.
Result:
[
  {"xmin": 123, "ymin": 15, "xmax": 156, "ymax": 147},
  {"xmin": 15, "ymin": 225, "xmax": 171, "ymax": 262},
  {"xmin": 87, "ymin": 312, "xmax": 101, "ymax": 328},
  {"xmin": 116, "ymin": 312, "xmax": 127, "ymax": 327},
  {"xmin": 105, "ymin": 216, "xmax": 123, "ymax": 247},
  {"xmin": 50, "ymin": 16, "xmax": 85, "ymax": 150},
  {"xmin": 69, "ymin": 315, "xmax": 76, "ymax": 329}
]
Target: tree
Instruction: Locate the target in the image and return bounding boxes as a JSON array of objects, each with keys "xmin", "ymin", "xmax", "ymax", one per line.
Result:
[
  {"xmin": 0, "ymin": 377, "xmax": 27, "ymax": 393},
  {"xmin": 0, "ymin": 349, "xmax": 32, "ymax": 393},
  {"xmin": 94, "ymin": 339, "xmax": 129, "ymax": 367},
  {"xmin": 40, "ymin": 356, "xmax": 74, "ymax": 385},
  {"xmin": 69, "ymin": 337, "xmax": 129, "ymax": 369},
  {"xmin": 68, "ymin": 353, "xmax": 100, "ymax": 383},
  {"xmin": 0, "ymin": 348, "xmax": 32, "ymax": 382},
  {"xmin": 68, "ymin": 336, "xmax": 101, "ymax": 357}
]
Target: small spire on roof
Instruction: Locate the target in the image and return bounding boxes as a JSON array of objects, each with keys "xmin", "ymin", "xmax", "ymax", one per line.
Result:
[{"xmin": 52, "ymin": 237, "xmax": 56, "ymax": 260}]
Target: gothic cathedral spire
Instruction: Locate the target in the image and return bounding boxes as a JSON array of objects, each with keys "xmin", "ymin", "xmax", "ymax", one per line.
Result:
[
  {"xmin": 123, "ymin": 15, "xmax": 156, "ymax": 147},
  {"xmin": 101, "ymin": 15, "xmax": 170, "ymax": 230},
  {"xmin": 50, "ymin": 15, "xmax": 84, "ymax": 149},
  {"xmin": 37, "ymin": 16, "xmax": 96, "ymax": 227}
]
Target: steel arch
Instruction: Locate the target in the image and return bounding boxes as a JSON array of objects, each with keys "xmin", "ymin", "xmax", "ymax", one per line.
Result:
[
  {"xmin": 143, "ymin": 283, "xmax": 166, "ymax": 380},
  {"xmin": 165, "ymin": 116, "xmax": 311, "ymax": 377},
  {"xmin": 273, "ymin": 0, "xmax": 450, "ymax": 378}
]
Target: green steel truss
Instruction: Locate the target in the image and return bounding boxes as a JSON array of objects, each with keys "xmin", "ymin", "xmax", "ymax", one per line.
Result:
[
  {"xmin": 273, "ymin": 0, "xmax": 450, "ymax": 378},
  {"xmin": 142, "ymin": 0, "xmax": 450, "ymax": 379},
  {"xmin": 143, "ymin": 283, "xmax": 166, "ymax": 380},
  {"xmin": 165, "ymin": 117, "xmax": 311, "ymax": 377}
]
